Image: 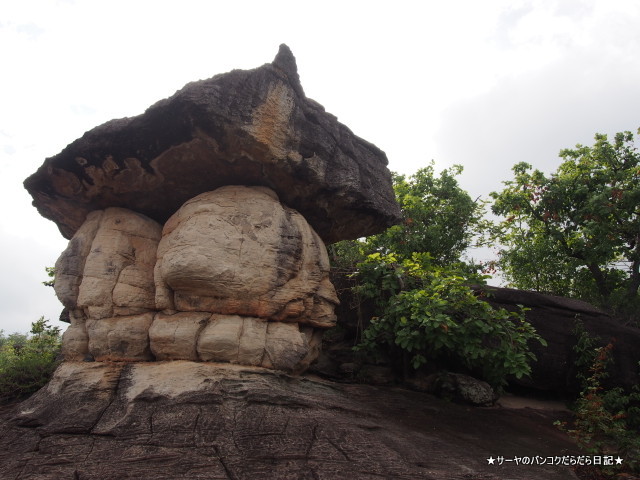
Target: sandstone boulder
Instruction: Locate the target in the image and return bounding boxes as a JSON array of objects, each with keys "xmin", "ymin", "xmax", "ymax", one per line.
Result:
[
  {"xmin": 86, "ymin": 313, "xmax": 155, "ymax": 361},
  {"xmin": 192, "ymin": 315, "xmax": 320, "ymax": 373},
  {"xmin": 196, "ymin": 315, "xmax": 253, "ymax": 363},
  {"xmin": 24, "ymin": 45, "xmax": 401, "ymax": 244},
  {"xmin": 54, "ymin": 208, "xmax": 162, "ymax": 362},
  {"xmin": 428, "ymin": 372, "xmax": 498, "ymax": 406},
  {"xmin": 59, "ymin": 311, "xmax": 89, "ymax": 361},
  {"xmin": 155, "ymin": 185, "xmax": 338, "ymax": 327},
  {"xmin": 53, "ymin": 188, "xmax": 334, "ymax": 371},
  {"xmin": 55, "ymin": 207, "xmax": 162, "ymax": 320},
  {"xmin": 38, "ymin": 46, "xmax": 395, "ymax": 375},
  {"xmin": 148, "ymin": 311, "xmax": 209, "ymax": 361}
]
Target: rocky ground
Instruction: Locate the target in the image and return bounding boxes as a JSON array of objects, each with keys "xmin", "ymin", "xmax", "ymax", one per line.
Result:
[{"xmin": 0, "ymin": 361, "xmax": 585, "ymax": 480}]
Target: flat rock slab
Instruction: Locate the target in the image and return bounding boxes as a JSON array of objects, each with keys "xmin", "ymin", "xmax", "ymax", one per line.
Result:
[
  {"xmin": 0, "ymin": 362, "xmax": 580, "ymax": 479},
  {"xmin": 478, "ymin": 285, "xmax": 640, "ymax": 394},
  {"xmin": 24, "ymin": 45, "xmax": 400, "ymax": 244}
]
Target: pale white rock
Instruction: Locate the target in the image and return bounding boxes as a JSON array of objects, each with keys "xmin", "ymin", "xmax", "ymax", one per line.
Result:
[
  {"xmin": 86, "ymin": 313, "xmax": 154, "ymax": 361},
  {"xmin": 194, "ymin": 315, "xmax": 269, "ymax": 366},
  {"xmin": 238, "ymin": 317, "xmax": 268, "ymax": 365},
  {"xmin": 195, "ymin": 315, "xmax": 314, "ymax": 372},
  {"xmin": 69, "ymin": 208, "xmax": 161, "ymax": 319},
  {"xmin": 155, "ymin": 185, "xmax": 338, "ymax": 327},
  {"xmin": 149, "ymin": 312, "xmax": 210, "ymax": 361},
  {"xmin": 197, "ymin": 315, "xmax": 244, "ymax": 363},
  {"xmin": 54, "ymin": 210, "xmax": 104, "ymax": 308},
  {"xmin": 262, "ymin": 322, "xmax": 308, "ymax": 373},
  {"xmin": 53, "ymin": 189, "xmax": 333, "ymax": 374},
  {"xmin": 61, "ymin": 324, "xmax": 89, "ymax": 361},
  {"xmin": 298, "ymin": 326, "xmax": 324, "ymax": 373},
  {"xmin": 60, "ymin": 309, "xmax": 90, "ymax": 361}
]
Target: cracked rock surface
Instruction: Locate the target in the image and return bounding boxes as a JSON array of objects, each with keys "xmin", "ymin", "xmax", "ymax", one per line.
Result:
[{"xmin": 1, "ymin": 362, "xmax": 580, "ymax": 480}]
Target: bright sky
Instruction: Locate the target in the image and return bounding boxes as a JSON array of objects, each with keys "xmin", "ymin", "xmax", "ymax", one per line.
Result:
[{"xmin": 1, "ymin": 0, "xmax": 639, "ymax": 333}]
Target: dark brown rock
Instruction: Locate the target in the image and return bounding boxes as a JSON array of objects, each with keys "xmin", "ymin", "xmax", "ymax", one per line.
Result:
[
  {"xmin": 325, "ymin": 280, "xmax": 640, "ymax": 396},
  {"xmin": 479, "ymin": 286, "xmax": 640, "ymax": 394},
  {"xmin": 428, "ymin": 372, "xmax": 498, "ymax": 406},
  {"xmin": 1, "ymin": 362, "xmax": 580, "ymax": 480},
  {"xmin": 24, "ymin": 45, "xmax": 400, "ymax": 244}
]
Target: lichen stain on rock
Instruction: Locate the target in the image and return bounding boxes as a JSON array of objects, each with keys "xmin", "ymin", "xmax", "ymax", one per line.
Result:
[{"xmin": 243, "ymin": 81, "xmax": 300, "ymax": 162}]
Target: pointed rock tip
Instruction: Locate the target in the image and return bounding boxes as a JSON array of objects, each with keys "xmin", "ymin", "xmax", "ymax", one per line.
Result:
[
  {"xmin": 273, "ymin": 44, "xmax": 297, "ymax": 72},
  {"xmin": 273, "ymin": 44, "xmax": 304, "ymax": 96}
]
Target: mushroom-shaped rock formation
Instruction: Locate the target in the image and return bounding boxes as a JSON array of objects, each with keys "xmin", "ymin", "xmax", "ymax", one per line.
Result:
[
  {"xmin": 24, "ymin": 44, "xmax": 401, "ymax": 244},
  {"xmin": 27, "ymin": 46, "xmax": 401, "ymax": 374}
]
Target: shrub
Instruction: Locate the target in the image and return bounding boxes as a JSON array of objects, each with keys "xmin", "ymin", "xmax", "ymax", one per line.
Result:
[
  {"xmin": 0, "ymin": 318, "xmax": 61, "ymax": 404},
  {"xmin": 556, "ymin": 323, "xmax": 640, "ymax": 475},
  {"xmin": 353, "ymin": 252, "xmax": 546, "ymax": 389}
]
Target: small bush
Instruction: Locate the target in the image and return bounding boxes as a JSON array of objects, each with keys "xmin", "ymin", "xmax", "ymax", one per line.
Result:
[
  {"xmin": 556, "ymin": 324, "xmax": 640, "ymax": 476},
  {"xmin": 353, "ymin": 252, "xmax": 546, "ymax": 390},
  {"xmin": 0, "ymin": 317, "xmax": 61, "ymax": 404}
]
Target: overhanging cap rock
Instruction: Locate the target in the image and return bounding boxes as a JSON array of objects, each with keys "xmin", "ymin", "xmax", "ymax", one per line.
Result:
[{"xmin": 24, "ymin": 44, "xmax": 401, "ymax": 244}]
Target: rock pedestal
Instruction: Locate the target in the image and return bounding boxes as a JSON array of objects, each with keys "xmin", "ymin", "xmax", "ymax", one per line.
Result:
[{"xmin": 56, "ymin": 186, "xmax": 336, "ymax": 373}]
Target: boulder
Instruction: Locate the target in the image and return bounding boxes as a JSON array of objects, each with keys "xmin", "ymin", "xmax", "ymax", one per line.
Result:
[
  {"xmin": 0, "ymin": 362, "xmax": 581, "ymax": 480},
  {"xmin": 478, "ymin": 285, "xmax": 640, "ymax": 394},
  {"xmin": 55, "ymin": 207, "xmax": 162, "ymax": 320},
  {"xmin": 59, "ymin": 309, "xmax": 90, "ymax": 361},
  {"xmin": 429, "ymin": 372, "xmax": 498, "ymax": 406},
  {"xmin": 155, "ymin": 185, "xmax": 338, "ymax": 326},
  {"xmin": 34, "ymin": 46, "xmax": 400, "ymax": 375},
  {"xmin": 53, "ymin": 188, "xmax": 334, "ymax": 372},
  {"xmin": 148, "ymin": 311, "xmax": 210, "ymax": 361},
  {"xmin": 24, "ymin": 45, "xmax": 401, "ymax": 244},
  {"xmin": 86, "ymin": 313, "xmax": 155, "ymax": 361},
  {"xmin": 195, "ymin": 315, "xmax": 319, "ymax": 373},
  {"xmin": 261, "ymin": 321, "xmax": 309, "ymax": 372}
]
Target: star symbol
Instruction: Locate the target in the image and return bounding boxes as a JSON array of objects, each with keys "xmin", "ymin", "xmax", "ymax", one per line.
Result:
[
  {"xmin": 615, "ymin": 456, "xmax": 623, "ymax": 465},
  {"xmin": 487, "ymin": 456, "xmax": 496, "ymax": 465}
]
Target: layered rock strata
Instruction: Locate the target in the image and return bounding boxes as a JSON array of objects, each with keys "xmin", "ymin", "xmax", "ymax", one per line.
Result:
[{"xmin": 55, "ymin": 186, "xmax": 334, "ymax": 373}]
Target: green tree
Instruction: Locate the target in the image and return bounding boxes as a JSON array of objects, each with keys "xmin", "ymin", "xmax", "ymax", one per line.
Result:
[
  {"xmin": 491, "ymin": 130, "xmax": 640, "ymax": 322},
  {"xmin": 494, "ymin": 220, "xmax": 589, "ymax": 296},
  {"xmin": 42, "ymin": 266, "xmax": 55, "ymax": 287},
  {"xmin": 364, "ymin": 162, "xmax": 488, "ymax": 264},
  {"xmin": 0, "ymin": 318, "xmax": 61, "ymax": 404},
  {"xmin": 330, "ymin": 163, "xmax": 544, "ymax": 390},
  {"xmin": 329, "ymin": 162, "xmax": 489, "ymax": 291}
]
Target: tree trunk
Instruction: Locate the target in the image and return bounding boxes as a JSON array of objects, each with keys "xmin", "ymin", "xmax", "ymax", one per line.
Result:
[{"xmin": 587, "ymin": 262, "xmax": 612, "ymax": 308}]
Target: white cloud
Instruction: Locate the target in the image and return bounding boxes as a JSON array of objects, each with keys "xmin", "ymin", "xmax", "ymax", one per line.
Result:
[
  {"xmin": 1, "ymin": 0, "xmax": 639, "ymax": 332},
  {"xmin": 434, "ymin": 3, "xmax": 640, "ymax": 200}
]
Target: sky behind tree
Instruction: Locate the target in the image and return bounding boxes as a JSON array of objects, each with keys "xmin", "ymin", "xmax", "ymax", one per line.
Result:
[{"xmin": 1, "ymin": 0, "xmax": 639, "ymax": 333}]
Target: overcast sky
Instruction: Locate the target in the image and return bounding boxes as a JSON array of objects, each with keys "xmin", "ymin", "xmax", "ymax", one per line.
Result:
[{"xmin": 1, "ymin": 0, "xmax": 639, "ymax": 333}]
